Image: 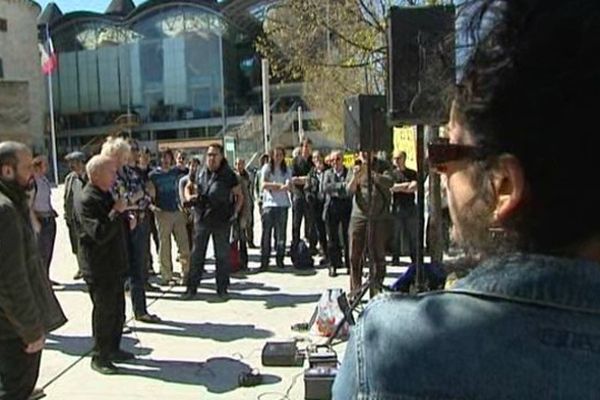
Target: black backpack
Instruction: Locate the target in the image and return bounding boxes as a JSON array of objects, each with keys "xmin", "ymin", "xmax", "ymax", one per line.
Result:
[{"xmin": 292, "ymin": 240, "xmax": 314, "ymax": 269}]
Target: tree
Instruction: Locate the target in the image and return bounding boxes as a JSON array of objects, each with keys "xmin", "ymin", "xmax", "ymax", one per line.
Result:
[{"xmin": 256, "ymin": 0, "xmax": 450, "ymax": 143}]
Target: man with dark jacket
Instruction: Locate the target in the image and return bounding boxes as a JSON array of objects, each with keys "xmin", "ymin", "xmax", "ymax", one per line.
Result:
[
  {"xmin": 63, "ymin": 151, "xmax": 87, "ymax": 279},
  {"xmin": 75, "ymin": 155, "xmax": 130, "ymax": 375},
  {"xmin": 0, "ymin": 141, "xmax": 67, "ymax": 400}
]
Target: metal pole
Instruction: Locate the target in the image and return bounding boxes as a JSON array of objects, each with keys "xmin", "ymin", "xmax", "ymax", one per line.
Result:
[
  {"xmin": 415, "ymin": 124, "xmax": 425, "ymax": 291},
  {"xmin": 47, "ymin": 67, "xmax": 59, "ymax": 185},
  {"xmin": 297, "ymin": 105, "xmax": 304, "ymax": 144},
  {"xmin": 427, "ymin": 126, "xmax": 444, "ymax": 263},
  {"xmin": 261, "ymin": 59, "xmax": 271, "ymax": 153},
  {"xmin": 219, "ymin": 32, "xmax": 226, "ymax": 133}
]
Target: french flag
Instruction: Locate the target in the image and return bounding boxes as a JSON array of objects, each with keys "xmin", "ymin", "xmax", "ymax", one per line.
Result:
[{"xmin": 40, "ymin": 26, "xmax": 57, "ymax": 75}]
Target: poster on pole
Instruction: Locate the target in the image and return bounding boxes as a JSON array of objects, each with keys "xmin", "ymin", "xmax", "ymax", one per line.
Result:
[{"xmin": 393, "ymin": 126, "xmax": 417, "ymax": 170}]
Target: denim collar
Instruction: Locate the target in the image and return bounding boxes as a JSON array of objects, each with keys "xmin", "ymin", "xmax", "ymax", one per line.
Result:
[{"xmin": 448, "ymin": 253, "xmax": 600, "ymax": 314}]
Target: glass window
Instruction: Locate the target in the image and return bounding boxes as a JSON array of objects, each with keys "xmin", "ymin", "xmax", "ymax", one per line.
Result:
[{"xmin": 0, "ymin": 18, "xmax": 7, "ymax": 32}]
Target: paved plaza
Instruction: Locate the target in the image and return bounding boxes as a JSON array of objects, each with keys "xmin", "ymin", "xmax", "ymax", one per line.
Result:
[{"xmin": 36, "ymin": 186, "xmax": 407, "ymax": 399}]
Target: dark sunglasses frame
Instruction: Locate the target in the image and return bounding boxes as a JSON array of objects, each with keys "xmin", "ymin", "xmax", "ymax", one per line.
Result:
[{"xmin": 427, "ymin": 140, "xmax": 487, "ymax": 171}]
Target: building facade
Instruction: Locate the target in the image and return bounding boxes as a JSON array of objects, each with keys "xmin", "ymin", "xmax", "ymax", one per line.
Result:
[
  {"xmin": 0, "ymin": 0, "xmax": 45, "ymax": 148},
  {"xmin": 42, "ymin": 0, "xmax": 303, "ymax": 158}
]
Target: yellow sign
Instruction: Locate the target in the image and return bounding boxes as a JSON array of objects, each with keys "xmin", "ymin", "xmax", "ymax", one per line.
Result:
[{"xmin": 393, "ymin": 126, "xmax": 417, "ymax": 170}]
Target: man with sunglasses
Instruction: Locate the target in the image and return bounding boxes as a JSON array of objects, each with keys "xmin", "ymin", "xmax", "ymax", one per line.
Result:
[
  {"xmin": 182, "ymin": 144, "xmax": 243, "ymax": 299},
  {"xmin": 334, "ymin": 0, "xmax": 600, "ymax": 398}
]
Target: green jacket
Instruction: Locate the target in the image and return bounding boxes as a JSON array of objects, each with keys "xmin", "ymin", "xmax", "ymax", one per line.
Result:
[{"xmin": 0, "ymin": 180, "xmax": 67, "ymax": 343}]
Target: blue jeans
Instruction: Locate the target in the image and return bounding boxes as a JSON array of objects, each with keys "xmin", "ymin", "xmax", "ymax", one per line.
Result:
[
  {"xmin": 261, "ymin": 207, "xmax": 288, "ymax": 265},
  {"xmin": 127, "ymin": 218, "xmax": 149, "ymax": 317},
  {"xmin": 187, "ymin": 212, "xmax": 231, "ymax": 292}
]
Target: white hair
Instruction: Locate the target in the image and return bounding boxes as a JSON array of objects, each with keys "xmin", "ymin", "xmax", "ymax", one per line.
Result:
[
  {"xmin": 86, "ymin": 155, "xmax": 114, "ymax": 182},
  {"xmin": 100, "ymin": 137, "xmax": 130, "ymax": 160}
]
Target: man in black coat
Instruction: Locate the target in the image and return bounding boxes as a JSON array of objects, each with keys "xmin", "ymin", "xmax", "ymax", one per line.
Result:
[
  {"xmin": 0, "ymin": 141, "xmax": 67, "ymax": 400},
  {"xmin": 75, "ymin": 155, "xmax": 131, "ymax": 374}
]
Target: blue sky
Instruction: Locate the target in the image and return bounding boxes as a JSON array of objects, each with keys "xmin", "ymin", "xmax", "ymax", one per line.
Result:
[{"xmin": 36, "ymin": 0, "xmax": 137, "ymax": 13}]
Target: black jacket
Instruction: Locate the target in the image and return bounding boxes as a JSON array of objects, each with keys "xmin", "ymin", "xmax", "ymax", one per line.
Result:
[
  {"xmin": 75, "ymin": 184, "xmax": 128, "ymax": 281},
  {"xmin": 0, "ymin": 180, "xmax": 67, "ymax": 343}
]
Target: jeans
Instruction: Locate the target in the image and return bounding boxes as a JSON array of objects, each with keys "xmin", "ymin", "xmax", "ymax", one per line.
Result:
[
  {"xmin": 37, "ymin": 217, "xmax": 56, "ymax": 276},
  {"xmin": 392, "ymin": 206, "xmax": 418, "ymax": 263},
  {"xmin": 127, "ymin": 218, "xmax": 150, "ymax": 317},
  {"xmin": 291, "ymin": 196, "xmax": 314, "ymax": 251},
  {"xmin": 86, "ymin": 278, "xmax": 125, "ymax": 360},
  {"xmin": 0, "ymin": 339, "xmax": 41, "ymax": 400},
  {"xmin": 187, "ymin": 212, "xmax": 231, "ymax": 292},
  {"xmin": 309, "ymin": 199, "xmax": 328, "ymax": 256},
  {"xmin": 261, "ymin": 207, "xmax": 288, "ymax": 265}
]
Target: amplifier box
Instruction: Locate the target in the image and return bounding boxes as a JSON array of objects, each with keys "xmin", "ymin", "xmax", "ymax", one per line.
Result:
[
  {"xmin": 307, "ymin": 345, "xmax": 338, "ymax": 369},
  {"xmin": 261, "ymin": 340, "xmax": 304, "ymax": 367},
  {"xmin": 304, "ymin": 366, "xmax": 338, "ymax": 400}
]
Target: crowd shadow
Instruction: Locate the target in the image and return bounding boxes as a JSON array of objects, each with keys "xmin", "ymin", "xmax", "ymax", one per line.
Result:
[
  {"xmin": 159, "ymin": 290, "xmax": 321, "ymax": 309},
  {"xmin": 199, "ymin": 281, "xmax": 280, "ymax": 293},
  {"xmin": 116, "ymin": 356, "xmax": 281, "ymax": 394},
  {"xmin": 130, "ymin": 320, "xmax": 274, "ymax": 342},
  {"xmin": 45, "ymin": 334, "xmax": 153, "ymax": 358}
]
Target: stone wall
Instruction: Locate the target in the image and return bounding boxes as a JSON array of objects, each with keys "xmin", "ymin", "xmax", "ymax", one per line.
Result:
[{"xmin": 0, "ymin": 0, "xmax": 44, "ymax": 148}]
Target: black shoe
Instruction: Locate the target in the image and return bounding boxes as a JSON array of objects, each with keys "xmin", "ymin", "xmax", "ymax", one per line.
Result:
[
  {"xmin": 329, "ymin": 268, "xmax": 338, "ymax": 278},
  {"xmin": 248, "ymin": 242, "xmax": 258, "ymax": 249},
  {"xmin": 276, "ymin": 258, "xmax": 285, "ymax": 269},
  {"xmin": 217, "ymin": 287, "xmax": 229, "ymax": 298},
  {"xmin": 122, "ymin": 324, "xmax": 132, "ymax": 334},
  {"xmin": 180, "ymin": 292, "xmax": 196, "ymax": 300},
  {"xmin": 144, "ymin": 283, "xmax": 161, "ymax": 292},
  {"xmin": 135, "ymin": 313, "xmax": 162, "ymax": 323},
  {"xmin": 109, "ymin": 350, "xmax": 136, "ymax": 362},
  {"xmin": 391, "ymin": 257, "xmax": 400, "ymax": 265},
  {"xmin": 28, "ymin": 387, "xmax": 46, "ymax": 400},
  {"xmin": 91, "ymin": 358, "xmax": 120, "ymax": 375},
  {"xmin": 319, "ymin": 258, "xmax": 330, "ymax": 267},
  {"xmin": 72, "ymin": 271, "xmax": 83, "ymax": 280},
  {"xmin": 259, "ymin": 260, "xmax": 270, "ymax": 270}
]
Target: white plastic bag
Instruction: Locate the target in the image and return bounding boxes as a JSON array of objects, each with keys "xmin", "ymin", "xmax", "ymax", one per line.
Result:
[{"xmin": 309, "ymin": 288, "xmax": 350, "ymax": 338}]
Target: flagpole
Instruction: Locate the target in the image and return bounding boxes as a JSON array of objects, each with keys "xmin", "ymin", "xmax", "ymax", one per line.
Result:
[{"xmin": 45, "ymin": 24, "xmax": 59, "ymax": 185}]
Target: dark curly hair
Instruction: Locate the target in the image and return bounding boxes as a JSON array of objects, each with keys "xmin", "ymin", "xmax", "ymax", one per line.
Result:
[{"xmin": 455, "ymin": 0, "xmax": 600, "ymax": 254}]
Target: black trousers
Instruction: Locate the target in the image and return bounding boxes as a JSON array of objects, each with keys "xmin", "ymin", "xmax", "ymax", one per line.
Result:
[
  {"xmin": 187, "ymin": 213, "xmax": 231, "ymax": 292},
  {"xmin": 86, "ymin": 278, "xmax": 125, "ymax": 360},
  {"xmin": 326, "ymin": 202, "xmax": 351, "ymax": 269},
  {"xmin": 309, "ymin": 200, "xmax": 328, "ymax": 256},
  {"xmin": 0, "ymin": 338, "xmax": 41, "ymax": 400},
  {"xmin": 292, "ymin": 196, "xmax": 314, "ymax": 250}
]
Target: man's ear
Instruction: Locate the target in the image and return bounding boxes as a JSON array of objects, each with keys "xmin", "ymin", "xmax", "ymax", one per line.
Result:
[
  {"xmin": 1, "ymin": 165, "xmax": 14, "ymax": 180},
  {"xmin": 490, "ymin": 155, "xmax": 526, "ymax": 224}
]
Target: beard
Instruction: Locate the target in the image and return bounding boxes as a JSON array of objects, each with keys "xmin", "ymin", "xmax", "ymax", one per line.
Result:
[{"xmin": 448, "ymin": 166, "xmax": 518, "ymax": 270}]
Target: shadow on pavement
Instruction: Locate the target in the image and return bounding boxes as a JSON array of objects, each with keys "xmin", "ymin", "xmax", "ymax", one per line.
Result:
[
  {"xmin": 117, "ymin": 356, "xmax": 281, "ymax": 393},
  {"xmin": 45, "ymin": 334, "xmax": 153, "ymax": 358},
  {"xmin": 199, "ymin": 281, "xmax": 280, "ymax": 292},
  {"xmin": 156, "ymin": 290, "xmax": 321, "ymax": 309},
  {"xmin": 130, "ymin": 321, "xmax": 274, "ymax": 342}
]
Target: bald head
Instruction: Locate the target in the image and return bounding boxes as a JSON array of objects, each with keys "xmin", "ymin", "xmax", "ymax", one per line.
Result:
[
  {"xmin": 0, "ymin": 141, "xmax": 34, "ymax": 189},
  {"xmin": 86, "ymin": 155, "xmax": 117, "ymax": 192}
]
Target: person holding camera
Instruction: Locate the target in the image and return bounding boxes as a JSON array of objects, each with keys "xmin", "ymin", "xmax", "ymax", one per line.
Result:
[
  {"xmin": 346, "ymin": 151, "xmax": 394, "ymax": 294},
  {"xmin": 182, "ymin": 144, "xmax": 243, "ymax": 299}
]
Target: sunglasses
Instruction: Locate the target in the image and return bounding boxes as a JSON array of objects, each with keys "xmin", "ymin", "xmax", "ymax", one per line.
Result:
[{"xmin": 428, "ymin": 140, "xmax": 487, "ymax": 173}]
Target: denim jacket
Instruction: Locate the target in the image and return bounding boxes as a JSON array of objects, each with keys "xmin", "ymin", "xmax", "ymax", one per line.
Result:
[{"xmin": 333, "ymin": 253, "xmax": 600, "ymax": 400}]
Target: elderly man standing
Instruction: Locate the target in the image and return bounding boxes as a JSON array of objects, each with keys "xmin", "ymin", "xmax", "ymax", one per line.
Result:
[
  {"xmin": 76, "ymin": 155, "xmax": 131, "ymax": 374},
  {"xmin": 183, "ymin": 144, "xmax": 243, "ymax": 299},
  {"xmin": 0, "ymin": 141, "xmax": 66, "ymax": 400},
  {"xmin": 64, "ymin": 151, "xmax": 87, "ymax": 280}
]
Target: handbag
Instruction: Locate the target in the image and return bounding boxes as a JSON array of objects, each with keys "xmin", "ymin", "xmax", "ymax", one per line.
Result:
[{"xmin": 229, "ymin": 226, "xmax": 241, "ymax": 272}]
